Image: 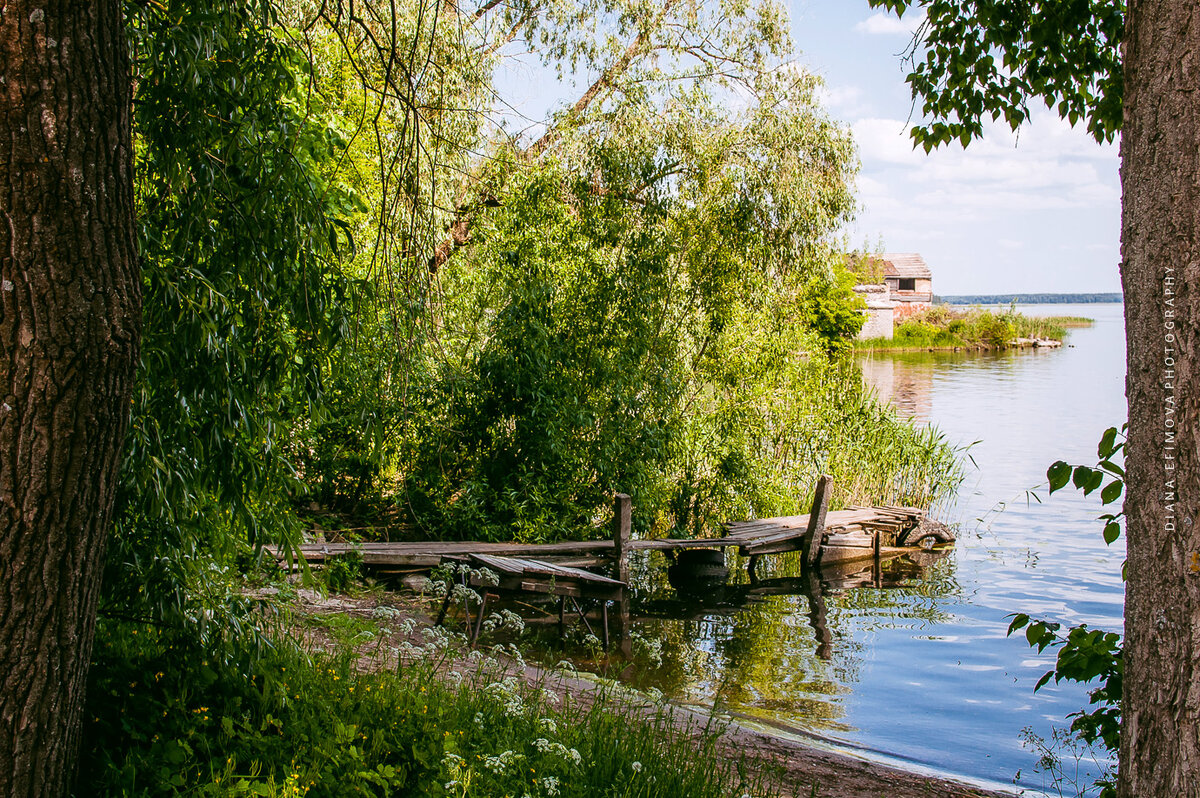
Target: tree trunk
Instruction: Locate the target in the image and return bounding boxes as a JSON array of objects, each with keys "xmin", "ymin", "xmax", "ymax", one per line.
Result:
[
  {"xmin": 0, "ymin": 2, "xmax": 139, "ymax": 794},
  {"xmin": 1119, "ymin": 2, "xmax": 1200, "ymax": 795}
]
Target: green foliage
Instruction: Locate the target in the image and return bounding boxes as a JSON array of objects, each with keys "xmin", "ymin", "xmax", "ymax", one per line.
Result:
[
  {"xmin": 1008, "ymin": 425, "xmax": 1127, "ymax": 798},
  {"xmin": 81, "ymin": 621, "xmax": 781, "ymax": 798},
  {"xmin": 401, "ymin": 123, "xmax": 954, "ymax": 541},
  {"xmin": 82, "ymin": 621, "xmax": 444, "ymax": 797},
  {"xmin": 403, "ymin": 166, "xmax": 688, "ymax": 541},
  {"xmin": 858, "ymin": 305, "xmax": 1076, "ymax": 350},
  {"xmin": 866, "ymin": 0, "xmax": 1124, "ymax": 149},
  {"xmin": 108, "ymin": 0, "xmax": 361, "ymax": 631},
  {"xmin": 800, "ymin": 269, "xmax": 867, "ymax": 355},
  {"xmin": 323, "ymin": 550, "xmax": 365, "ymax": 594}
]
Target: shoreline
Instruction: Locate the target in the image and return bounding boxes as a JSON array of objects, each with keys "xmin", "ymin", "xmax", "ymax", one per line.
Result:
[{"xmin": 295, "ymin": 587, "xmax": 1022, "ymax": 798}]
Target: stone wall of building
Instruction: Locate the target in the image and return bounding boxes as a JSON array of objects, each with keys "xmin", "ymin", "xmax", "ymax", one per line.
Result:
[
  {"xmin": 854, "ymin": 284, "xmax": 895, "ymax": 339},
  {"xmin": 860, "ymin": 305, "xmax": 895, "ymax": 338}
]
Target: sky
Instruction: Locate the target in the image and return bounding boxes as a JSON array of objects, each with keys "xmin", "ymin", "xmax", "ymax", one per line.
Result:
[
  {"xmin": 790, "ymin": 2, "xmax": 1122, "ymax": 295},
  {"xmin": 493, "ymin": 2, "xmax": 1124, "ymax": 296}
]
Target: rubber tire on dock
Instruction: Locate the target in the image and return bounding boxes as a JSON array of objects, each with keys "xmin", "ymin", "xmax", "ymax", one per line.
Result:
[
  {"xmin": 897, "ymin": 519, "xmax": 956, "ymax": 548},
  {"xmin": 670, "ymin": 548, "xmax": 729, "ymax": 579}
]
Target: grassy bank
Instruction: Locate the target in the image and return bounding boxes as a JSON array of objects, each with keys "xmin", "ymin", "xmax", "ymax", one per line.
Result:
[
  {"xmin": 856, "ymin": 305, "xmax": 1093, "ymax": 351},
  {"xmin": 80, "ymin": 614, "xmax": 783, "ymax": 798}
]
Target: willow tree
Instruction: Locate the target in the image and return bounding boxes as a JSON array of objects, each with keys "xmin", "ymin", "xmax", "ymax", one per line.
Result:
[{"xmin": 867, "ymin": 1, "xmax": 1198, "ymax": 794}]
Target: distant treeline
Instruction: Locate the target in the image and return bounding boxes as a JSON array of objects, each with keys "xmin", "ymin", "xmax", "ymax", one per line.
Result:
[{"xmin": 934, "ymin": 292, "xmax": 1123, "ymax": 305}]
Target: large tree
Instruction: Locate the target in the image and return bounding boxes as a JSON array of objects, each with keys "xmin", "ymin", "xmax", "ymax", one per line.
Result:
[
  {"xmin": 1118, "ymin": 4, "xmax": 1198, "ymax": 793},
  {"xmin": 868, "ymin": 0, "xmax": 1197, "ymax": 794},
  {"xmin": 0, "ymin": 0, "xmax": 140, "ymax": 794}
]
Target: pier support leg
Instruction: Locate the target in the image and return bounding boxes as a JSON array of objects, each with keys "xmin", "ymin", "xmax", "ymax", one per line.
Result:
[
  {"xmin": 469, "ymin": 593, "xmax": 491, "ymax": 648},
  {"xmin": 612, "ymin": 494, "xmax": 633, "ymax": 655},
  {"xmin": 602, "ymin": 601, "xmax": 610, "ymax": 649},
  {"xmin": 572, "ymin": 597, "xmax": 598, "ymax": 641},
  {"xmin": 872, "ymin": 530, "xmax": 883, "ymax": 587},
  {"xmin": 747, "ymin": 554, "xmax": 762, "ymax": 585},
  {"xmin": 435, "ymin": 590, "xmax": 453, "ymax": 627}
]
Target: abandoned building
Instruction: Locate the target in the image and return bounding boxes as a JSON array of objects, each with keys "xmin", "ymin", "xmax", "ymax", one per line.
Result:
[{"xmin": 853, "ymin": 253, "xmax": 934, "ymax": 339}]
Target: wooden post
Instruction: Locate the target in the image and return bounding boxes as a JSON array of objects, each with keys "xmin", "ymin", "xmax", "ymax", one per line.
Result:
[
  {"xmin": 872, "ymin": 531, "xmax": 883, "ymax": 587},
  {"xmin": 612, "ymin": 493, "xmax": 634, "ymax": 656},
  {"xmin": 602, "ymin": 602, "xmax": 610, "ymax": 649},
  {"xmin": 612, "ymin": 493, "xmax": 632, "ymax": 584},
  {"xmin": 802, "ymin": 475, "xmax": 832, "ymax": 568}
]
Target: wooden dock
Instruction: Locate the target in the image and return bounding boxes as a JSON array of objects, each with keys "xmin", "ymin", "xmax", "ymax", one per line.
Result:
[
  {"xmin": 275, "ymin": 478, "xmax": 954, "ymax": 652},
  {"xmin": 285, "ymin": 502, "xmax": 951, "ymax": 570}
]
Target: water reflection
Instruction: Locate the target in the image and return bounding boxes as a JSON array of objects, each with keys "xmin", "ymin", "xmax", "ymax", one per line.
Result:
[
  {"xmin": 533, "ymin": 305, "xmax": 1125, "ymax": 793},
  {"xmin": 606, "ymin": 548, "xmax": 960, "ymax": 735}
]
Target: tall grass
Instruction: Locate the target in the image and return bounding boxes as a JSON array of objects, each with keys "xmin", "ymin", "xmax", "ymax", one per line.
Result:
[
  {"xmin": 81, "ymin": 617, "xmax": 784, "ymax": 797},
  {"xmin": 781, "ymin": 362, "xmax": 965, "ymax": 510},
  {"xmin": 856, "ymin": 305, "xmax": 1092, "ymax": 351}
]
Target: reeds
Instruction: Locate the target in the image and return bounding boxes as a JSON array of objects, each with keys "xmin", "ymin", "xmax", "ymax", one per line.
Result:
[{"xmin": 856, "ymin": 306, "xmax": 1092, "ymax": 351}]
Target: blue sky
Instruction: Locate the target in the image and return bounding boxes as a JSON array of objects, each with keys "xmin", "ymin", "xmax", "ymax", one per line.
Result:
[
  {"xmin": 792, "ymin": 2, "xmax": 1121, "ymax": 295},
  {"xmin": 493, "ymin": 2, "xmax": 1123, "ymax": 295}
]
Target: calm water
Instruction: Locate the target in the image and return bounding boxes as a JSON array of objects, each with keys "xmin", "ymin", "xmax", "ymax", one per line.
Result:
[{"xmin": 615, "ymin": 304, "xmax": 1128, "ymax": 795}]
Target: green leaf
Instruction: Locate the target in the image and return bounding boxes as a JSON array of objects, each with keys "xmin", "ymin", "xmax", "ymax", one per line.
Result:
[
  {"xmin": 1098, "ymin": 426, "xmax": 1119, "ymax": 458},
  {"xmin": 1047, "ymin": 460, "xmax": 1071, "ymax": 493},
  {"xmin": 1103, "ymin": 521, "xmax": 1121, "ymax": 544},
  {"xmin": 1072, "ymin": 465, "xmax": 1094, "ymax": 491},
  {"xmin": 1101, "ymin": 479, "xmax": 1123, "ymax": 505}
]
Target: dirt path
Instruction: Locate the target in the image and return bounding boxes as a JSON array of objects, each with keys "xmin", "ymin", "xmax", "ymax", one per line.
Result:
[{"xmin": 292, "ymin": 588, "xmax": 1022, "ymax": 798}]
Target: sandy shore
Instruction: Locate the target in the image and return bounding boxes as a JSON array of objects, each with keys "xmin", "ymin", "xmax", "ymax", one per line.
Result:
[{"xmin": 293, "ymin": 588, "xmax": 1021, "ymax": 798}]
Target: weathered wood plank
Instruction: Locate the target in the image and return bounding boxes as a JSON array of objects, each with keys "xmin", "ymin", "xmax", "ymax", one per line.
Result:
[
  {"xmin": 469, "ymin": 553, "xmax": 625, "ymax": 586},
  {"xmin": 802, "ymin": 475, "xmax": 833, "ymax": 567}
]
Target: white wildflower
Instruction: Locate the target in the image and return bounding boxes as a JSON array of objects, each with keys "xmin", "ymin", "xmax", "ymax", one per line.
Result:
[
  {"xmin": 533, "ymin": 738, "xmax": 582, "ymax": 766},
  {"xmin": 631, "ymin": 761, "xmax": 642, "ymax": 772},
  {"xmin": 482, "ymin": 749, "xmax": 523, "ymax": 775}
]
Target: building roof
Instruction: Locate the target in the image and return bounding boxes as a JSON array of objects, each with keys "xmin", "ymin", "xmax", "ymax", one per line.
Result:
[{"xmin": 880, "ymin": 253, "xmax": 931, "ymax": 279}]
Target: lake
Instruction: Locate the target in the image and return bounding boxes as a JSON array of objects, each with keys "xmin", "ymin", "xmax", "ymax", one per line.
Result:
[{"xmin": 611, "ymin": 303, "xmax": 1128, "ymax": 795}]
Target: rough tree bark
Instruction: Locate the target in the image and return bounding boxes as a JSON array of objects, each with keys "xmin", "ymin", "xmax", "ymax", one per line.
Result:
[
  {"xmin": 0, "ymin": 1, "xmax": 140, "ymax": 794},
  {"xmin": 1119, "ymin": 2, "xmax": 1200, "ymax": 795}
]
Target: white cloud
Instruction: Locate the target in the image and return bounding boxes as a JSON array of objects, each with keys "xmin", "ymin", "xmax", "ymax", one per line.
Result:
[
  {"xmin": 849, "ymin": 111, "xmax": 1119, "ymax": 221},
  {"xmin": 815, "ymin": 84, "xmax": 870, "ymax": 118},
  {"xmin": 854, "ymin": 11, "xmax": 924, "ymax": 36}
]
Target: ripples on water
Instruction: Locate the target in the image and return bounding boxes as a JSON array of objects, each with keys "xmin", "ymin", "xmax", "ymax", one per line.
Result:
[{"xmin": 608, "ymin": 304, "xmax": 1127, "ymax": 795}]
